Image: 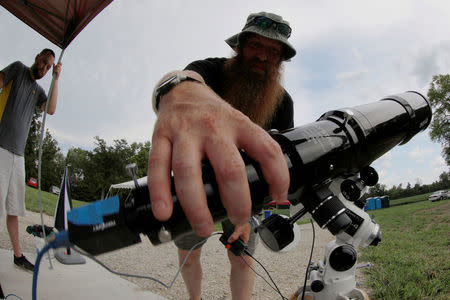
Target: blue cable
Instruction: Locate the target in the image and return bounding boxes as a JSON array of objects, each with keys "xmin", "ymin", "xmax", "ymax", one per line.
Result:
[{"xmin": 32, "ymin": 231, "xmax": 70, "ymax": 300}]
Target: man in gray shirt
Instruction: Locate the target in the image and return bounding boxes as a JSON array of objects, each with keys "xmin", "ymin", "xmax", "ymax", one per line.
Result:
[{"xmin": 0, "ymin": 48, "xmax": 62, "ymax": 272}]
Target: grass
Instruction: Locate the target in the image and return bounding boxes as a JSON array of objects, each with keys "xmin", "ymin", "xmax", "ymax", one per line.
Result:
[
  {"xmin": 360, "ymin": 199, "xmax": 450, "ymax": 300},
  {"xmin": 25, "ymin": 186, "xmax": 86, "ymax": 216},
  {"xmin": 389, "ymin": 193, "xmax": 434, "ymax": 206}
]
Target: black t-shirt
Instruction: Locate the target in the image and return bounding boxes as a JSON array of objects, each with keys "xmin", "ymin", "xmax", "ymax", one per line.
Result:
[{"xmin": 184, "ymin": 57, "xmax": 294, "ymax": 131}]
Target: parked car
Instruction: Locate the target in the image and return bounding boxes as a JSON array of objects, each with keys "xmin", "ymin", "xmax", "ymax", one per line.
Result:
[
  {"xmin": 428, "ymin": 190, "xmax": 448, "ymax": 202},
  {"xmin": 26, "ymin": 177, "xmax": 38, "ymax": 188},
  {"xmin": 49, "ymin": 185, "xmax": 60, "ymax": 195}
]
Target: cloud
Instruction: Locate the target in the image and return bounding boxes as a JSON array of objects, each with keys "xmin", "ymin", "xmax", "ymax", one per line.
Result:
[
  {"xmin": 408, "ymin": 147, "xmax": 434, "ymax": 162},
  {"xmin": 336, "ymin": 69, "xmax": 368, "ymax": 83},
  {"xmin": 432, "ymin": 155, "xmax": 446, "ymax": 168},
  {"xmin": 413, "ymin": 40, "xmax": 450, "ymax": 84}
]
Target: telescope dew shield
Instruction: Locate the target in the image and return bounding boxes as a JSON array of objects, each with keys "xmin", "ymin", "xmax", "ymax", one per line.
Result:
[{"xmin": 273, "ymin": 91, "xmax": 431, "ymax": 193}]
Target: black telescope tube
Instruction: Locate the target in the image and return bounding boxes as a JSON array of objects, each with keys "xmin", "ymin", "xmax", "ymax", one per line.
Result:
[{"xmin": 129, "ymin": 91, "xmax": 431, "ymax": 245}]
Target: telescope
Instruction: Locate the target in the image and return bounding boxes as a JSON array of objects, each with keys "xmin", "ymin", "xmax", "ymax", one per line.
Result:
[{"xmin": 66, "ymin": 91, "xmax": 431, "ymax": 256}]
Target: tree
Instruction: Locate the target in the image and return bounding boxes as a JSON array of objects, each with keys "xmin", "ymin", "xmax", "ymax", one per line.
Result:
[
  {"xmin": 438, "ymin": 171, "xmax": 450, "ymax": 189},
  {"xmin": 66, "ymin": 147, "xmax": 91, "ymax": 201},
  {"xmin": 130, "ymin": 141, "xmax": 151, "ymax": 178},
  {"xmin": 24, "ymin": 111, "xmax": 64, "ymax": 191},
  {"xmin": 367, "ymin": 183, "xmax": 387, "ymax": 197},
  {"xmin": 427, "ymin": 74, "xmax": 450, "ymax": 166},
  {"xmin": 40, "ymin": 129, "xmax": 65, "ymax": 191}
]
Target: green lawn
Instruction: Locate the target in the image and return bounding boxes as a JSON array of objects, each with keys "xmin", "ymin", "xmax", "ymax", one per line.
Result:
[
  {"xmin": 389, "ymin": 193, "xmax": 434, "ymax": 206},
  {"xmin": 360, "ymin": 199, "xmax": 449, "ymax": 300},
  {"xmin": 25, "ymin": 185, "xmax": 86, "ymax": 216}
]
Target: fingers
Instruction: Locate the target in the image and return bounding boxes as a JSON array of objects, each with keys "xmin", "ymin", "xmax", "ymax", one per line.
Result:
[
  {"xmin": 206, "ymin": 140, "xmax": 252, "ymax": 226},
  {"xmin": 228, "ymin": 223, "xmax": 250, "ymax": 243},
  {"xmin": 172, "ymin": 138, "xmax": 214, "ymax": 237},
  {"xmin": 237, "ymin": 123, "xmax": 290, "ymax": 202},
  {"xmin": 53, "ymin": 62, "xmax": 62, "ymax": 78},
  {"xmin": 148, "ymin": 136, "xmax": 173, "ymax": 221}
]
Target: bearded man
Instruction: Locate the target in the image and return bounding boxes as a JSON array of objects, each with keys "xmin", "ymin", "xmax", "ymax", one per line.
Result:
[
  {"xmin": 149, "ymin": 12, "xmax": 296, "ymax": 300},
  {"xmin": 0, "ymin": 48, "xmax": 62, "ymax": 272}
]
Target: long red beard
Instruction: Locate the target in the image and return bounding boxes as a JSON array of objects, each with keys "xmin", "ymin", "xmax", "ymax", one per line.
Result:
[{"xmin": 220, "ymin": 55, "xmax": 284, "ymax": 129}]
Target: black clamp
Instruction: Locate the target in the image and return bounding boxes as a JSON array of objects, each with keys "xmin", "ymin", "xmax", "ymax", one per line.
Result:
[{"xmin": 219, "ymin": 230, "xmax": 248, "ymax": 256}]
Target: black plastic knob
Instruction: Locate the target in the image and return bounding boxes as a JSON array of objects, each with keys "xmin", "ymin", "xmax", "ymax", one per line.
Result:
[
  {"xmin": 257, "ymin": 214, "xmax": 294, "ymax": 252},
  {"xmin": 341, "ymin": 179, "xmax": 361, "ymax": 202},
  {"xmin": 329, "ymin": 245, "xmax": 357, "ymax": 271},
  {"xmin": 360, "ymin": 166, "xmax": 379, "ymax": 186}
]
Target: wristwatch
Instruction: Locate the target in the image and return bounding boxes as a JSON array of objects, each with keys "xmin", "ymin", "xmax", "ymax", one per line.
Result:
[{"xmin": 152, "ymin": 74, "xmax": 201, "ymax": 111}]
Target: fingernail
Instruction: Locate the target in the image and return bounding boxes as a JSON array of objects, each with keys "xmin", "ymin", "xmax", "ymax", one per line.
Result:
[{"xmin": 151, "ymin": 201, "xmax": 167, "ymax": 212}]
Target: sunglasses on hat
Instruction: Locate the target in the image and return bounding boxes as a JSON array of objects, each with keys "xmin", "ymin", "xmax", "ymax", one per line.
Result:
[{"xmin": 245, "ymin": 16, "xmax": 292, "ymax": 38}]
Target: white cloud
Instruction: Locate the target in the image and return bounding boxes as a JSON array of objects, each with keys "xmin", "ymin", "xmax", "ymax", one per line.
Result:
[
  {"xmin": 336, "ymin": 69, "xmax": 368, "ymax": 82},
  {"xmin": 432, "ymin": 155, "xmax": 446, "ymax": 168},
  {"xmin": 408, "ymin": 147, "xmax": 435, "ymax": 162}
]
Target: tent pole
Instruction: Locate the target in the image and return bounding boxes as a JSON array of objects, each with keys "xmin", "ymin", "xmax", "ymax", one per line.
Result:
[{"xmin": 37, "ymin": 47, "xmax": 66, "ymax": 269}]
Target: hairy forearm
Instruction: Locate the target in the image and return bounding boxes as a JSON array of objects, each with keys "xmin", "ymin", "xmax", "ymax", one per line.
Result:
[{"xmin": 43, "ymin": 78, "xmax": 58, "ymax": 115}]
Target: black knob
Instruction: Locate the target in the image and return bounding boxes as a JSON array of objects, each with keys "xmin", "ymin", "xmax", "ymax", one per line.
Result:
[
  {"xmin": 360, "ymin": 166, "xmax": 379, "ymax": 186},
  {"xmin": 329, "ymin": 245, "xmax": 357, "ymax": 271},
  {"xmin": 311, "ymin": 279, "xmax": 324, "ymax": 292},
  {"xmin": 257, "ymin": 214, "xmax": 294, "ymax": 252},
  {"xmin": 341, "ymin": 179, "xmax": 361, "ymax": 202},
  {"xmin": 370, "ymin": 230, "xmax": 382, "ymax": 246}
]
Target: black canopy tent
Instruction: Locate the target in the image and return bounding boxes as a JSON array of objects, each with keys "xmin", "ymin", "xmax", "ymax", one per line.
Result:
[{"xmin": 0, "ymin": 0, "xmax": 113, "ymax": 49}]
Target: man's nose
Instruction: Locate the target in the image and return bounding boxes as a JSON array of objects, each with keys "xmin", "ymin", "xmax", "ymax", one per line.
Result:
[{"xmin": 256, "ymin": 50, "xmax": 268, "ymax": 62}]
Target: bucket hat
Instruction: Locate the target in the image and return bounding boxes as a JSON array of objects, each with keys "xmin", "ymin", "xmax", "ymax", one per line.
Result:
[{"xmin": 225, "ymin": 12, "xmax": 296, "ymax": 61}]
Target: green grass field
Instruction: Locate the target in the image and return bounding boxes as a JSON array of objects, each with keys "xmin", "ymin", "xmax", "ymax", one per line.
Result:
[
  {"xmin": 25, "ymin": 186, "xmax": 86, "ymax": 215},
  {"xmin": 389, "ymin": 192, "xmax": 434, "ymax": 206},
  {"xmin": 360, "ymin": 199, "xmax": 449, "ymax": 300}
]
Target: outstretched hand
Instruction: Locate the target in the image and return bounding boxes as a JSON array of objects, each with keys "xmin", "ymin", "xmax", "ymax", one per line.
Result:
[{"xmin": 148, "ymin": 71, "xmax": 290, "ymax": 237}]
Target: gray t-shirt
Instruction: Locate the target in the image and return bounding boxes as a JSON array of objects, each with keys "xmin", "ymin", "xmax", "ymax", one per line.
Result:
[{"xmin": 0, "ymin": 61, "xmax": 46, "ymax": 156}]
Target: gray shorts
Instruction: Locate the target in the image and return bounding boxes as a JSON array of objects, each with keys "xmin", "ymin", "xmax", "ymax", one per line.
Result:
[
  {"xmin": 174, "ymin": 219, "xmax": 258, "ymax": 255},
  {"xmin": 0, "ymin": 147, "xmax": 26, "ymax": 217}
]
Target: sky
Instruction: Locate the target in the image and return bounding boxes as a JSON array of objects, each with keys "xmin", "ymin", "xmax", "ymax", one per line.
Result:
[{"xmin": 0, "ymin": 0, "xmax": 449, "ymax": 189}]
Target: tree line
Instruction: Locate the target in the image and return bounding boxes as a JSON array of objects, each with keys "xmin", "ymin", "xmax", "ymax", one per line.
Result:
[
  {"xmin": 366, "ymin": 171, "xmax": 450, "ymax": 200},
  {"xmin": 25, "ymin": 112, "xmax": 150, "ymax": 201},
  {"xmin": 25, "ymin": 74, "xmax": 449, "ymax": 202}
]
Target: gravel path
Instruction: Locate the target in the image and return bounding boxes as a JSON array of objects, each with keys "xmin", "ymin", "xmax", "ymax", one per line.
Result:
[{"xmin": 1, "ymin": 210, "xmax": 370, "ymax": 300}]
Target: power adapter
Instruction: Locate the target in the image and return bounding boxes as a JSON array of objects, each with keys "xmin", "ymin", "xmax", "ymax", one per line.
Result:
[{"xmin": 219, "ymin": 231, "xmax": 248, "ymax": 256}]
